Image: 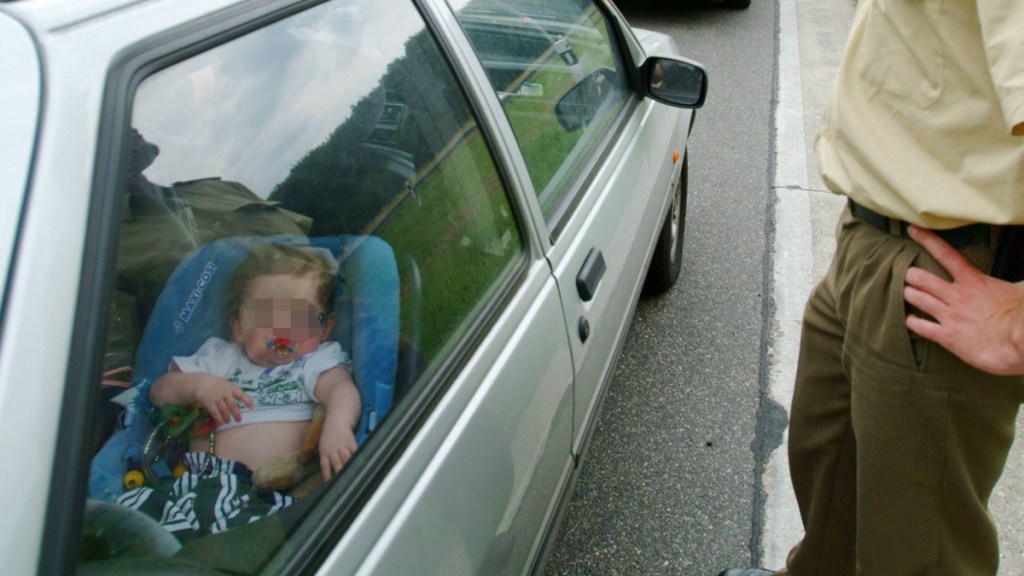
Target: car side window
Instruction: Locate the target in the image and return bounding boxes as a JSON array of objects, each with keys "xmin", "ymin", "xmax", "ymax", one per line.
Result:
[
  {"xmin": 81, "ymin": 0, "xmax": 522, "ymax": 572},
  {"xmin": 453, "ymin": 0, "xmax": 631, "ymax": 231}
]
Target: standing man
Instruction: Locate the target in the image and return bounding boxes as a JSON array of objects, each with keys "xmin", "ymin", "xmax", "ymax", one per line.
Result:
[{"xmin": 719, "ymin": 0, "xmax": 1024, "ymax": 575}]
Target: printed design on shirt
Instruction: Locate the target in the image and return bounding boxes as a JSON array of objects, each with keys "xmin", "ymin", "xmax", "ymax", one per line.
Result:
[{"xmin": 226, "ymin": 356, "xmax": 311, "ymax": 406}]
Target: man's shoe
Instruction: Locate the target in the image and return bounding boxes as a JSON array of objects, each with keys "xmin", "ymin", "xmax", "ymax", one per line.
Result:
[{"xmin": 716, "ymin": 569, "xmax": 773, "ymax": 576}]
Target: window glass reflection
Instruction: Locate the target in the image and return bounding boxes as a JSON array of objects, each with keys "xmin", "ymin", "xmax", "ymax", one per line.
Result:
[
  {"xmin": 84, "ymin": 0, "xmax": 523, "ymax": 572},
  {"xmin": 453, "ymin": 0, "xmax": 630, "ymax": 225}
]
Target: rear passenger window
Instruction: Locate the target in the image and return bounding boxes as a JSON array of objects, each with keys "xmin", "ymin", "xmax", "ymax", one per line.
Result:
[
  {"xmin": 453, "ymin": 0, "xmax": 631, "ymax": 230},
  {"xmin": 81, "ymin": 0, "xmax": 522, "ymax": 572}
]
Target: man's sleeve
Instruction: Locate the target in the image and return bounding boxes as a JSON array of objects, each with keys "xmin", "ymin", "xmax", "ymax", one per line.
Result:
[{"xmin": 978, "ymin": 0, "xmax": 1024, "ymax": 135}]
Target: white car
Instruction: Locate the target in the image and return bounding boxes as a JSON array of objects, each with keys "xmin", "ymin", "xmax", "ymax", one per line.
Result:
[{"xmin": 0, "ymin": 0, "xmax": 705, "ymax": 573}]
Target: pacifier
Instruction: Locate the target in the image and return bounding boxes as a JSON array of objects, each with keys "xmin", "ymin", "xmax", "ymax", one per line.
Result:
[{"xmin": 267, "ymin": 337, "xmax": 297, "ymax": 357}]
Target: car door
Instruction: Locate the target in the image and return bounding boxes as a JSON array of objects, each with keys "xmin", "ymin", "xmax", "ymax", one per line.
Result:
[
  {"xmin": 453, "ymin": 0, "xmax": 688, "ymax": 458},
  {"xmin": 548, "ymin": 46, "xmax": 686, "ymax": 458},
  {"xmin": 323, "ymin": 1, "xmax": 579, "ymax": 573}
]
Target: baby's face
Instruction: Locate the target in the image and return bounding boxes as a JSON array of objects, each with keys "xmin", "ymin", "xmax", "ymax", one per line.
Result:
[{"xmin": 230, "ymin": 273, "xmax": 334, "ymax": 367}]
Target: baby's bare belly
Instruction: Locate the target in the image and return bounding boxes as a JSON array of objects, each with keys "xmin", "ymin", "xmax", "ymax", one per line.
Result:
[{"xmin": 190, "ymin": 421, "xmax": 309, "ymax": 472}]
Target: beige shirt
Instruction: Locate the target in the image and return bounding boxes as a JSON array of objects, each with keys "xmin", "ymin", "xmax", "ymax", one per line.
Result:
[{"xmin": 815, "ymin": 0, "xmax": 1024, "ymax": 229}]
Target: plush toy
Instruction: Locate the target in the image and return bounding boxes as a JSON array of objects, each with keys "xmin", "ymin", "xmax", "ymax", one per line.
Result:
[{"xmin": 251, "ymin": 404, "xmax": 326, "ymax": 498}]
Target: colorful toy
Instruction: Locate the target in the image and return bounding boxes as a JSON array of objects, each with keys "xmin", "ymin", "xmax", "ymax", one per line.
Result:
[
  {"xmin": 122, "ymin": 470, "xmax": 144, "ymax": 491},
  {"xmin": 121, "ymin": 402, "xmax": 214, "ymax": 488}
]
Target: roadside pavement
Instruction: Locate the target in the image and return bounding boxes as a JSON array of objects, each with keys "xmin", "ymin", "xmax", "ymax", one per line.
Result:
[{"xmin": 764, "ymin": 0, "xmax": 1024, "ymax": 572}]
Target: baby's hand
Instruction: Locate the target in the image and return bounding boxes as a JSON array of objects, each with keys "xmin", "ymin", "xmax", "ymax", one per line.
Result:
[
  {"xmin": 193, "ymin": 376, "xmax": 254, "ymax": 426},
  {"xmin": 319, "ymin": 419, "xmax": 358, "ymax": 481}
]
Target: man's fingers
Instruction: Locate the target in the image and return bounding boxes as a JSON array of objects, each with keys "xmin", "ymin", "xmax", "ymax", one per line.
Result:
[
  {"xmin": 906, "ymin": 313, "xmax": 945, "ymax": 344},
  {"xmin": 907, "ymin": 225, "xmax": 975, "ymax": 280},
  {"xmin": 904, "ymin": 266, "xmax": 952, "ymax": 300},
  {"xmin": 904, "ymin": 284, "xmax": 947, "ymax": 317}
]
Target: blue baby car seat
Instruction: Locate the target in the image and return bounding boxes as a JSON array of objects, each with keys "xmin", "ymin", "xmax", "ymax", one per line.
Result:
[{"xmin": 89, "ymin": 234, "xmax": 399, "ymax": 501}]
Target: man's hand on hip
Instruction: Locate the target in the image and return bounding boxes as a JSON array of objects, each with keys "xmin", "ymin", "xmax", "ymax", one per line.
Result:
[{"xmin": 904, "ymin": 225, "xmax": 1024, "ymax": 376}]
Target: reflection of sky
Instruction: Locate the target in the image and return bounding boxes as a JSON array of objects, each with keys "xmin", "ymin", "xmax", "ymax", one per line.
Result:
[{"xmin": 133, "ymin": 0, "xmax": 424, "ymax": 198}]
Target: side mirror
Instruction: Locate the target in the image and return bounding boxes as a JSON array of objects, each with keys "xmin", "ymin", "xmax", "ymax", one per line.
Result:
[
  {"xmin": 642, "ymin": 55, "xmax": 707, "ymax": 109},
  {"xmin": 555, "ymin": 67, "xmax": 618, "ymax": 132}
]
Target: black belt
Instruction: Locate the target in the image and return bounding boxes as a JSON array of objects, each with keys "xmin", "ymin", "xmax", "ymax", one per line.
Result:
[{"xmin": 850, "ymin": 201, "xmax": 992, "ymax": 248}]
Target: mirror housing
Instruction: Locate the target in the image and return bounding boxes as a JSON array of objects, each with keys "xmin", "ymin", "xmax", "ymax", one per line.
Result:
[
  {"xmin": 641, "ymin": 55, "xmax": 707, "ymax": 109},
  {"xmin": 555, "ymin": 67, "xmax": 618, "ymax": 132}
]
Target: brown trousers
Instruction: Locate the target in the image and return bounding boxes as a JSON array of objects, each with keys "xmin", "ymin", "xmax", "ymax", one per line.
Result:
[{"xmin": 779, "ymin": 207, "xmax": 1024, "ymax": 576}]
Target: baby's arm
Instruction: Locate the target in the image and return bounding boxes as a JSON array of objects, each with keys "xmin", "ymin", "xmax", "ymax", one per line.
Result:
[
  {"xmin": 313, "ymin": 366, "xmax": 361, "ymax": 480},
  {"xmin": 151, "ymin": 366, "xmax": 254, "ymax": 426}
]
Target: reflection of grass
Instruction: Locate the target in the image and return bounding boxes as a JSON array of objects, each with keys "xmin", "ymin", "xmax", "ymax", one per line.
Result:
[
  {"xmin": 497, "ymin": 8, "xmax": 620, "ymax": 212},
  {"xmin": 504, "ymin": 90, "xmax": 581, "ymax": 206},
  {"xmin": 377, "ymin": 130, "xmax": 518, "ymax": 360}
]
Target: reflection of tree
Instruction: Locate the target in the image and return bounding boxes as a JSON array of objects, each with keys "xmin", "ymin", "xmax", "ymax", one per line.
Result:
[{"xmin": 269, "ymin": 29, "xmax": 472, "ymax": 236}]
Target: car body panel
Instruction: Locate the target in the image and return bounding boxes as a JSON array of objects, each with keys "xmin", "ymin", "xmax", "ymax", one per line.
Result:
[
  {"xmin": 0, "ymin": 14, "xmax": 38, "ymax": 318},
  {"xmin": 0, "ymin": 3, "xmax": 239, "ymax": 569},
  {"xmin": 633, "ymin": 26, "xmax": 679, "ymax": 55},
  {"xmin": 0, "ymin": 14, "xmax": 122, "ymax": 574}
]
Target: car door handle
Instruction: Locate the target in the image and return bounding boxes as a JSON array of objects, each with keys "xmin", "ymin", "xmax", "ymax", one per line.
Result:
[{"xmin": 576, "ymin": 248, "xmax": 606, "ymax": 302}]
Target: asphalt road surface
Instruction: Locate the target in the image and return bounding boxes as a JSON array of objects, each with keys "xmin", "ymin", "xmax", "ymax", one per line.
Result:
[{"xmin": 546, "ymin": 1, "xmax": 780, "ymax": 574}]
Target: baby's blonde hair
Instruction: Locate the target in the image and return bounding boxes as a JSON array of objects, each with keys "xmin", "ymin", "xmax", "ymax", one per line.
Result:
[{"xmin": 228, "ymin": 244, "xmax": 336, "ymax": 318}]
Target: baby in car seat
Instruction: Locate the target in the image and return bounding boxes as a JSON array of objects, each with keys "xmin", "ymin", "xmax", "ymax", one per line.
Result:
[{"xmin": 116, "ymin": 243, "xmax": 360, "ymax": 540}]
